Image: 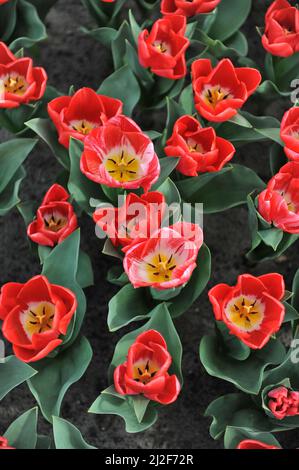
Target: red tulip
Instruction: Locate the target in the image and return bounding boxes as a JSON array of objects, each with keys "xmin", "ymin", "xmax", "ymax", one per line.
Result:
[
  {"xmin": 161, "ymin": 0, "xmax": 221, "ymax": 17},
  {"xmin": 123, "ymin": 221, "xmax": 203, "ymax": 290},
  {"xmin": 280, "ymin": 107, "xmax": 299, "ymax": 161},
  {"xmin": 0, "ymin": 275, "xmax": 77, "ymax": 363},
  {"xmin": 262, "ymin": 0, "xmax": 299, "ymax": 57},
  {"xmin": 81, "ymin": 115, "xmax": 160, "ymax": 193},
  {"xmin": 165, "ymin": 115, "xmax": 235, "ymax": 176},
  {"xmin": 0, "ymin": 437, "xmax": 14, "ymax": 450},
  {"xmin": 93, "ymin": 191, "xmax": 165, "ymax": 247},
  {"xmin": 27, "ymin": 184, "xmax": 78, "ymax": 247},
  {"xmin": 114, "ymin": 330, "xmax": 181, "ymax": 404},
  {"xmin": 268, "ymin": 386, "xmax": 299, "ymax": 420},
  {"xmin": 191, "ymin": 58, "xmax": 261, "ymax": 122},
  {"xmin": 48, "ymin": 87, "xmax": 123, "ymax": 149},
  {"xmin": 258, "ymin": 162, "xmax": 299, "ymax": 234},
  {"xmin": 0, "ymin": 1, "xmax": 10, "ymax": 4},
  {"xmin": 208, "ymin": 273, "xmax": 285, "ymax": 349},
  {"xmin": 138, "ymin": 15, "xmax": 189, "ymax": 79},
  {"xmin": 0, "ymin": 42, "xmax": 47, "ymax": 109},
  {"xmin": 237, "ymin": 439, "xmax": 280, "ymax": 450}
]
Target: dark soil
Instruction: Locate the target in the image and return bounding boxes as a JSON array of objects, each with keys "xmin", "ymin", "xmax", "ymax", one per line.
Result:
[{"xmin": 1, "ymin": 0, "xmax": 299, "ymax": 449}]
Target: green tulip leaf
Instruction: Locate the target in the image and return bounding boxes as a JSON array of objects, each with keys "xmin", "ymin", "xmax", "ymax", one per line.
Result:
[
  {"xmin": 4, "ymin": 407, "xmax": 38, "ymax": 449},
  {"xmin": 224, "ymin": 426, "xmax": 281, "ymax": 449},
  {"xmin": 0, "ymin": 356, "xmax": 37, "ymax": 401},
  {"xmin": 200, "ymin": 335, "xmax": 286, "ymax": 394},
  {"xmin": 28, "ymin": 336, "xmax": 92, "ymax": 423},
  {"xmin": 53, "ymin": 416, "xmax": 96, "ymax": 449}
]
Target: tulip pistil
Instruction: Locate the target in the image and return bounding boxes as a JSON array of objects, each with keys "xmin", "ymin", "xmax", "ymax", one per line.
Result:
[
  {"xmin": 2, "ymin": 73, "xmax": 28, "ymax": 96},
  {"xmin": 225, "ymin": 295, "xmax": 264, "ymax": 332},
  {"xmin": 203, "ymin": 85, "xmax": 232, "ymax": 109},
  {"xmin": 70, "ymin": 119, "xmax": 96, "ymax": 136},
  {"xmin": 146, "ymin": 252, "xmax": 177, "ymax": 283},
  {"xmin": 133, "ymin": 359, "xmax": 159, "ymax": 385},
  {"xmin": 21, "ymin": 301, "xmax": 55, "ymax": 338},
  {"xmin": 44, "ymin": 212, "xmax": 67, "ymax": 232},
  {"xmin": 280, "ymin": 191, "xmax": 296, "ymax": 212},
  {"xmin": 153, "ymin": 40, "xmax": 171, "ymax": 54},
  {"xmin": 104, "ymin": 150, "xmax": 139, "ymax": 183}
]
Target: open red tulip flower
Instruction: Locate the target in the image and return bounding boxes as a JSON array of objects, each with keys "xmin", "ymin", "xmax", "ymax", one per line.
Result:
[
  {"xmin": 93, "ymin": 191, "xmax": 165, "ymax": 248},
  {"xmin": 0, "ymin": 1, "xmax": 10, "ymax": 4},
  {"xmin": 27, "ymin": 184, "xmax": 78, "ymax": 247},
  {"xmin": 191, "ymin": 58, "xmax": 261, "ymax": 122},
  {"xmin": 161, "ymin": 0, "xmax": 221, "ymax": 17},
  {"xmin": 280, "ymin": 107, "xmax": 299, "ymax": 161},
  {"xmin": 81, "ymin": 115, "xmax": 160, "ymax": 193},
  {"xmin": 138, "ymin": 15, "xmax": 190, "ymax": 80},
  {"xmin": 114, "ymin": 330, "xmax": 181, "ymax": 405},
  {"xmin": 165, "ymin": 115, "xmax": 235, "ymax": 176},
  {"xmin": 0, "ymin": 275, "xmax": 77, "ymax": 363},
  {"xmin": 262, "ymin": 0, "xmax": 299, "ymax": 57},
  {"xmin": 0, "ymin": 42, "xmax": 47, "ymax": 109},
  {"xmin": 258, "ymin": 162, "xmax": 299, "ymax": 234},
  {"xmin": 268, "ymin": 386, "xmax": 299, "ymax": 420},
  {"xmin": 123, "ymin": 221, "xmax": 203, "ymax": 290},
  {"xmin": 237, "ymin": 440, "xmax": 280, "ymax": 450},
  {"xmin": 48, "ymin": 87, "xmax": 123, "ymax": 149},
  {"xmin": 208, "ymin": 273, "xmax": 285, "ymax": 349},
  {"xmin": 0, "ymin": 437, "xmax": 14, "ymax": 450}
]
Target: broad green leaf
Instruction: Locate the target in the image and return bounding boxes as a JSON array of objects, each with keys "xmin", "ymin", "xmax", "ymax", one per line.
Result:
[
  {"xmin": 28, "ymin": 336, "xmax": 92, "ymax": 423},
  {"xmin": 208, "ymin": 0, "xmax": 252, "ymax": 41},
  {"xmin": 42, "ymin": 230, "xmax": 86, "ymax": 345},
  {"xmin": 53, "ymin": 416, "xmax": 96, "ymax": 449},
  {"xmin": 25, "ymin": 118, "xmax": 69, "ymax": 169},
  {"xmin": 177, "ymin": 164, "xmax": 266, "ymax": 213},
  {"xmin": 89, "ymin": 387, "xmax": 158, "ymax": 433},
  {"xmin": 205, "ymin": 393, "xmax": 253, "ymax": 439},
  {"xmin": 258, "ymin": 228, "xmax": 284, "ymax": 250},
  {"xmin": 0, "ymin": 138, "xmax": 37, "ymax": 193},
  {"xmin": 200, "ymin": 335, "xmax": 286, "ymax": 394},
  {"xmin": 28, "ymin": 0, "xmax": 58, "ymax": 19},
  {"xmin": 0, "ymin": 356, "xmax": 37, "ymax": 401},
  {"xmin": 152, "ymin": 157, "xmax": 179, "ymax": 190},
  {"xmin": 4, "ymin": 407, "xmax": 38, "ymax": 449},
  {"xmin": 0, "ymin": 0, "xmax": 17, "ymax": 41},
  {"xmin": 108, "ymin": 283, "xmax": 152, "ymax": 331},
  {"xmin": 9, "ymin": 0, "xmax": 47, "ymax": 50},
  {"xmin": 269, "ymin": 143, "xmax": 288, "ymax": 176},
  {"xmin": 98, "ymin": 65, "xmax": 141, "ymax": 116},
  {"xmin": 0, "ymin": 166, "xmax": 26, "ymax": 216},
  {"xmin": 132, "ymin": 395, "xmax": 150, "ymax": 424},
  {"xmin": 81, "ymin": 26, "xmax": 117, "ymax": 47},
  {"xmin": 68, "ymin": 138, "xmax": 104, "ymax": 215},
  {"xmin": 224, "ymin": 426, "xmax": 281, "ymax": 449}
]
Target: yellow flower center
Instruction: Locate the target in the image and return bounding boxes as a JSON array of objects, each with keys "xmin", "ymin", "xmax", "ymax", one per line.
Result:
[
  {"xmin": 70, "ymin": 119, "xmax": 96, "ymax": 136},
  {"xmin": 203, "ymin": 85, "xmax": 232, "ymax": 109},
  {"xmin": 280, "ymin": 191, "xmax": 296, "ymax": 212},
  {"xmin": 146, "ymin": 252, "xmax": 177, "ymax": 283},
  {"xmin": 21, "ymin": 301, "xmax": 55, "ymax": 339},
  {"xmin": 104, "ymin": 150, "xmax": 139, "ymax": 183},
  {"xmin": 283, "ymin": 27, "xmax": 293, "ymax": 35},
  {"xmin": 133, "ymin": 359, "xmax": 159, "ymax": 385},
  {"xmin": 187, "ymin": 138, "xmax": 204, "ymax": 153},
  {"xmin": 153, "ymin": 41, "xmax": 171, "ymax": 54},
  {"xmin": 225, "ymin": 295, "xmax": 264, "ymax": 332},
  {"xmin": 44, "ymin": 212, "xmax": 67, "ymax": 232},
  {"xmin": 2, "ymin": 74, "xmax": 28, "ymax": 96}
]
